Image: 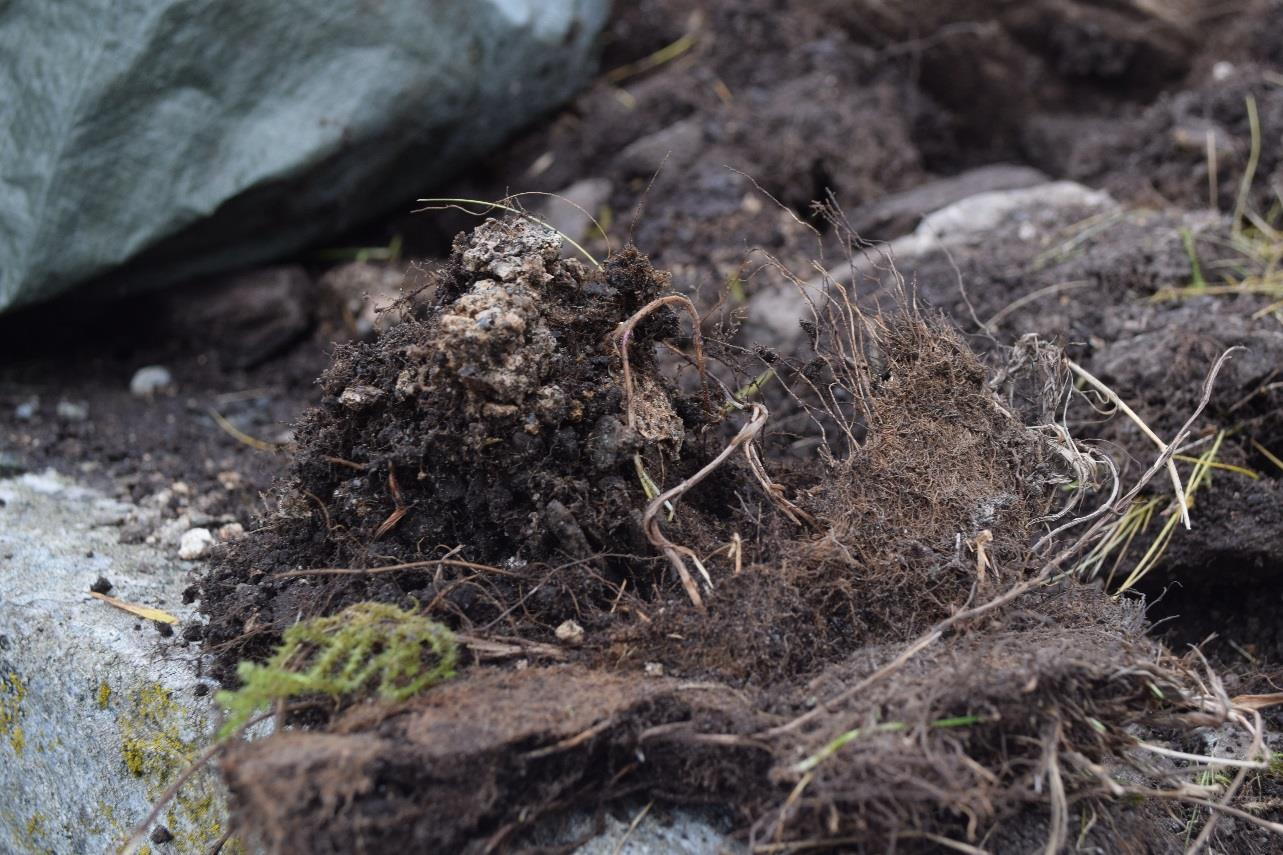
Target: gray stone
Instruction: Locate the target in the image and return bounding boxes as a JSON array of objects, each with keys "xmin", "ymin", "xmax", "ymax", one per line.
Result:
[
  {"xmin": 130, "ymin": 365, "xmax": 175, "ymax": 398},
  {"xmin": 0, "ymin": 450, "xmax": 28, "ymax": 478},
  {"xmin": 618, "ymin": 118, "xmax": 704, "ymax": 176},
  {"xmin": 539, "ymin": 177, "xmax": 614, "ymax": 244},
  {"xmin": 844, "ymin": 163, "xmax": 1049, "ymax": 239},
  {"xmin": 159, "ymin": 266, "xmax": 314, "ymax": 368},
  {"xmin": 55, "ymin": 399, "xmax": 89, "ymax": 421},
  {"xmin": 0, "ymin": 470, "xmax": 228, "ymax": 854},
  {"xmin": 318, "ymin": 262, "xmax": 406, "ymax": 339},
  {"xmin": 177, "ymin": 527, "xmax": 215, "ymax": 561},
  {"xmin": 554, "ymin": 808, "xmax": 744, "ymax": 854},
  {"xmin": 14, "ymin": 397, "xmax": 38, "ymax": 420},
  {"xmin": 745, "ymin": 181, "xmax": 1118, "ymax": 347}
]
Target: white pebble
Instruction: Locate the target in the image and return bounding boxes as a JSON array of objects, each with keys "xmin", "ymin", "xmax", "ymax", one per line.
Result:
[
  {"xmin": 130, "ymin": 365, "xmax": 174, "ymax": 398},
  {"xmin": 555, "ymin": 619, "xmax": 584, "ymax": 645},
  {"xmin": 217, "ymin": 522, "xmax": 245, "ymax": 542},
  {"xmin": 56, "ymin": 400, "xmax": 89, "ymax": 421},
  {"xmin": 339, "ymin": 385, "xmax": 385, "ymax": 410},
  {"xmin": 14, "ymin": 397, "xmax": 38, "ymax": 420},
  {"xmin": 178, "ymin": 527, "xmax": 215, "ymax": 560}
]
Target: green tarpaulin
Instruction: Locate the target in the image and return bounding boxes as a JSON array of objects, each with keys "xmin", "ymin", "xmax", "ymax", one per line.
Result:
[{"xmin": 0, "ymin": 0, "xmax": 608, "ymax": 313}]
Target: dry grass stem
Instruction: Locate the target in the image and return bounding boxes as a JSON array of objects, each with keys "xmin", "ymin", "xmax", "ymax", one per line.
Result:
[{"xmin": 1065, "ymin": 357, "xmax": 1191, "ymax": 528}]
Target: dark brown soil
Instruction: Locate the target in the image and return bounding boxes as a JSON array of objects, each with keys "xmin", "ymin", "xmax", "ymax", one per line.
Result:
[
  {"xmin": 205, "ymin": 214, "xmax": 1267, "ymax": 853},
  {"xmin": 424, "ymin": 0, "xmax": 1282, "ymax": 282},
  {"xmin": 0, "ymin": 267, "xmax": 331, "ymax": 520},
  {"xmin": 884, "ymin": 207, "xmax": 1283, "ymax": 669},
  {"xmin": 4, "ymin": 1, "xmax": 1283, "ymax": 852}
]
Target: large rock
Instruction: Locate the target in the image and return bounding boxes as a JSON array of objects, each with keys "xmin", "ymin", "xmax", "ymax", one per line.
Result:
[{"xmin": 0, "ymin": 471, "xmax": 226, "ymax": 854}]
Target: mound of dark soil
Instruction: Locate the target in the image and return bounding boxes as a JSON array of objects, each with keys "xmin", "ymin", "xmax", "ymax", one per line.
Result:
[
  {"xmin": 200, "ymin": 217, "xmax": 787, "ymax": 682},
  {"xmin": 207, "ymin": 219, "xmax": 1256, "ymax": 853}
]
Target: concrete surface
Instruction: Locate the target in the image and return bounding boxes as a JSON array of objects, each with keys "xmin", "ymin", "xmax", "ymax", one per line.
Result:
[
  {"xmin": 0, "ymin": 467, "xmax": 743, "ymax": 855},
  {"xmin": 0, "ymin": 470, "xmax": 229, "ymax": 855}
]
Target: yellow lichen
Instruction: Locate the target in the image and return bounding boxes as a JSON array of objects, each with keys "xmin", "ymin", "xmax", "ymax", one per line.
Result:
[
  {"xmin": 119, "ymin": 684, "xmax": 190, "ymax": 782},
  {"xmin": 1, "ymin": 671, "xmax": 26, "ymax": 755},
  {"xmin": 21, "ymin": 812, "xmax": 55, "ymax": 855},
  {"xmin": 96, "ymin": 681, "xmax": 112, "ymax": 709},
  {"xmin": 115, "ymin": 683, "xmax": 235, "ymax": 853}
]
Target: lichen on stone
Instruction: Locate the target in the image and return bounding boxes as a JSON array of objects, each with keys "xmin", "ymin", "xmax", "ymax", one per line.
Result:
[
  {"xmin": 1, "ymin": 671, "xmax": 26, "ymax": 755},
  {"xmin": 116, "ymin": 683, "xmax": 230, "ymax": 852}
]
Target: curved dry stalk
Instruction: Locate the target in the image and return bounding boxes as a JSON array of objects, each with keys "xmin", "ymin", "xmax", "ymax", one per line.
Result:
[
  {"xmin": 497, "ymin": 190, "xmax": 614, "ymax": 257},
  {"xmin": 1033, "ymin": 452, "xmax": 1119, "ymax": 554},
  {"xmin": 613, "ymin": 294, "xmax": 708, "ymax": 429},
  {"xmin": 1065, "ymin": 357, "xmax": 1191, "ymax": 529},
  {"xmin": 744, "ymin": 437, "xmax": 819, "ymax": 529},
  {"xmin": 414, "ymin": 197, "xmax": 601, "ymax": 268},
  {"xmin": 1043, "ymin": 720, "xmax": 1068, "ymax": 855},
  {"xmin": 272, "ymin": 557, "xmax": 513, "ymax": 579},
  {"xmin": 984, "ymin": 280, "xmax": 1094, "ymax": 330},
  {"xmin": 643, "ymin": 404, "xmax": 769, "ymax": 609},
  {"xmin": 1187, "ymin": 686, "xmax": 1269, "ymax": 852}
]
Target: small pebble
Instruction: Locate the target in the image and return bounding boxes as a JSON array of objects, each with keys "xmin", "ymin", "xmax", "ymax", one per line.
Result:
[
  {"xmin": 130, "ymin": 365, "xmax": 175, "ymax": 398},
  {"xmin": 177, "ymin": 527, "xmax": 215, "ymax": 560},
  {"xmin": 339, "ymin": 385, "xmax": 385, "ymax": 410},
  {"xmin": 216, "ymin": 522, "xmax": 245, "ymax": 542},
  {"xmin": 14, "ymin": 397, "xmax": 38, "ymax": 420},
  {"xmin": 0, "ymin": 450, "xmax": 27, "ymax": 477},
  {"xmin": 56, "ymin": 400, "xmax": 89, "ymax": 421},
  {"xmin": 644, "ymin": 662, "xmax": 665, "ymax": 677},
  {"xmin": 90, "ymin": 576, "xmax": 113, "ymax": 594},
  {"xmin": 555, "ymin": 619, "xmax": 584, "ymax": 645},
  {"xmin": 150, "ymin": 825, "xmax": 174, "ymax": 844}
]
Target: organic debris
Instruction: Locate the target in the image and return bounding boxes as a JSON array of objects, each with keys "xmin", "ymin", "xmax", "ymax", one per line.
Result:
[
  {"xmin": 201, "ymin": 218, "xmax": 1270, "ymax": 853},
  {"xmin": 216, "ymin": 602, "xmax": 456, "ymax": 738}
]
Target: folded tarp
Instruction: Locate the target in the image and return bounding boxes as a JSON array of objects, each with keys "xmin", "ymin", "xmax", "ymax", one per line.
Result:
[{"xmin": 0, "ymin": 0, "xmax": 608, "ymax": 313}]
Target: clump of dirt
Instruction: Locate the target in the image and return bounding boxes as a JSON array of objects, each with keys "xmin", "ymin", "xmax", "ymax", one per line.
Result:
[
  {"xmin": 200, "ymin": 217, "xmax": 778, "ymax": 681},
  {"xmin": 219, "ymin": 588, "xmax": 1222, "ymax": 854},
  {"xmin": 208, "ymin": 219, "xmax": 1260, "ymax": 853},
  {"xmin": 889, "ymin": 204, "xmax": 1283, "ymax": 669},
  {"xmin": 628, "ymin": 306, "xmax": 1060, "ymax": 683}
]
